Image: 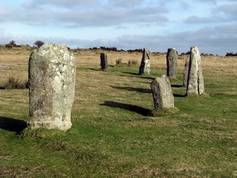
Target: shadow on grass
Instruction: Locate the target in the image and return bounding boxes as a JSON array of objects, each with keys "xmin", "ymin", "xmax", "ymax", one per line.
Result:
[
  {"xmin": 111, "ymin": 86, "xmax": 151, "ymax": 93},
  {"xmin": 173, "ymin": 93, "xmax": 187, "ymax": 97},
  {"xmin": 122, "ymin": 71, "xmax": 139, "ymax": 76},
  {"xmin": 0, "ymin": 116, "xmax": 27, "ymax": 134},
  {"xmin": 101, "ymin": 101, "xmax": 152, "ymax": 116},
  {"xmin": 87, "ymin": 68, "xmax": 101, "ymax": 71},
  {"xmin": 171, "ymin": 84, "xmax": 184, "ymax": 88},
  {"xmin": 122, "ymin": 72, "xmax": 155, "ymax": 80},
  {"xmin": 87, "ymin": 65, "xmax": 115, "ymax": 72}
]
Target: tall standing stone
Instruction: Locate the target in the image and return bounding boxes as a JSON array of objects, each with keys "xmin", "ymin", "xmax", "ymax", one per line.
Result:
[
  {"xmin": 100, "ymin": 53, "xmax": 108, "ymax": 71},
  {"xmin": 28, "ymin": 44, "xmax": 76, "ymax": 131},
  {"xmin": 166, "ymin": 48, "xmax": 178, "ymax": 79},
  {"xmin": 150, "ymin": 75, "xmax": 175, "ymax": 112},
  {"xmin": 186, "ymin": 46, "xmax": 205, "ymax": 95},
  {"xmin": 139, "ymin": 48, "xmax": 151, "ymax": 75},
  {"xmin": 183, "ymin": 57, "xmax": 190, "ymax": 87}
]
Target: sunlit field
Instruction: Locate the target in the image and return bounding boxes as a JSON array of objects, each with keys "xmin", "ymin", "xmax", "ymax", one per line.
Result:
[{"xmin": 0, "ymin": 47, "xmax": 236, "ymax": 177}]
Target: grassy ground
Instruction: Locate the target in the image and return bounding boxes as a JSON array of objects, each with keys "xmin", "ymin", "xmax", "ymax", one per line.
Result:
[{"xmin": 0, "ymin": 48, "xmax": 236, "ymax": 177}]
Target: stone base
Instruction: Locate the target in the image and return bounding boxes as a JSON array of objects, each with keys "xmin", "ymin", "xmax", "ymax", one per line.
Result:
[
  {"xmin": 187, "ymin": 92, "xmax": 208, "ymax": 97},
  {"xmin": 28, "ymin": 120, "xmax": 72, "ymax": 131}
]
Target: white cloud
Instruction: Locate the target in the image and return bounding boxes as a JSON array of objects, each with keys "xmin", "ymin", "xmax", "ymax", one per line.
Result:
[
  {"xmin": 0, "ymin": 0, "xmax": 168, "ymax": 27},
  {"xmin": 0, "ymin": 0, "xmax": 236, "ymax": 54}
]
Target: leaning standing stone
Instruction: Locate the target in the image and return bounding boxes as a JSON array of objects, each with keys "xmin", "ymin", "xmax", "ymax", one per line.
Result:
[
  {"xmin": 186, "ymin": 46, "xmax": 205, "ymax": 95},
  {"xmin": 28, "ymin": 44, "xmax": 76, "ymax": 131},
  {"xmin": 139, "ymin": 48, "xmax": 151, "ymax": 75},
  {"xmin": 166, "ymin": 48, "xmax": 178, "ymax": 79},
  {"xmin": 150, "ymin": 75, "xmax": 175, "ymax": 115},
  {"xmin": 100, "ymin": 53, "xmax": 108, "ymax": 71}
]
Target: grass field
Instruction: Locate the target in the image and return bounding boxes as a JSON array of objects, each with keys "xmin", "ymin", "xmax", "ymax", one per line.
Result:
[{"xmin": 0, "ymin": 47, "xmax": 237, "ymax": 177}]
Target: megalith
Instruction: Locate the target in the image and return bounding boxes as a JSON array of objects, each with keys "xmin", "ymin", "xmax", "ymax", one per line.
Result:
[
  {"xmin": 139, "ymin": 48, "xmax": 151, "ymax": 75},
  {"xmin": 186, "ymin": 46, "xmax": 205, "ymax": 95},
  {"xmin": 28, "ymin": 44, "xmax": 76, "ymax": 131},
  {"xmin": 150, "ymin": 75, "xmax": 175, "ymax": 112},
  {"xmin": 183, "ymin": 57, "xmax": 189, "ymax": 87},
  {"xmin": 166, "ymin": 48, "xmax": 178, "ymax": 79},
  {"xmin": 100, "ymin": 53, "xmax": 108, "ymax": 71}
]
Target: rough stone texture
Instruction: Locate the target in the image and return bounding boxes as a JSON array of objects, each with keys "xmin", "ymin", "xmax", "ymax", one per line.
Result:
[
  {"xmin": 150, "ymin": 75, "xmax": 175, "ymax": 110},
  {"xmin": 28, "ymin": 44, "xmax": 76, "ymax": 131},
  {"xmin": 166, "ymin": 48, "xmax": 178, "ymax": 79},
  {"xmin": 183, "ymin": 57, "xmax": 190, "ymax": 87},
  {"xmin": 186, "ymin": 46, "xmax": 205, "ymax": 95},
  {"xmin": 100, "ymin": 53, "xmax": 108, "ymax": 71},
  {"xmin": 139, "ymin": 48, "xmax": 151, "ymax": 75}
]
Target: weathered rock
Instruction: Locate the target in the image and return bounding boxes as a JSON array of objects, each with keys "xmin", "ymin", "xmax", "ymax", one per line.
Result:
[
  {"xmin": 28, "ymin": 44, "xmax": 76, "ymax": 131},
  {"xmin": 183, "ymin": 57, "xmax": 190, "ymax": 87},
  {"xmin": 186, "ymin": 46, "xmax": 205, "ymax": 95},
  {"xmin": 166, "ymin": 48, "xmax": 178, "ymax": 79},
  {"xmin": 150, "ymin": 75, "xmax": 175, "ymax": 111},
  {"xmin": 139, "ymin": 48, "xmax": 151, "ymax": 75},
  {"xmin": 100, "ymin": 53, "xmax": 108, "ymax": 71}
]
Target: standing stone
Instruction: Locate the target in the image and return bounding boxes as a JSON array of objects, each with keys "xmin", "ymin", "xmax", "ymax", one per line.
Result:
[
  {"xmin": 183, "ymin": 57, "xmax": 190, "ymax": 87},
  {"xmin": 186, "ymin": 46, "xmax": 205, "ymax": 95},
  {"xmin": 28, "ymin": 44, "xmax": 76, "ymax": 131},
  {"xmin": 150, "ymin": 75, "xmax": 175, "ymax": 112},
  {"xmin": 139, "ymin": 48, "xmax": 151, "ymax": 75},
  {"xmin": 166, "ymin": 48, "xmax": 178, "ymax": 79},
  {"xmin": 100, "ymin": 53, "xmax": 108, "ymax": 71}
]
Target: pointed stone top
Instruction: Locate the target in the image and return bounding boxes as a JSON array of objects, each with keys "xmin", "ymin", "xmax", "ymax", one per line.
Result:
[
  {"xmin": 191, "ymin": 46, "xmax": 199, "ymax": 51},
  {"xmin": 168, "ymin": 48, "xmax": 176, "ymax": 51},
  {"xmin": 191, "ymin": 46, "xmax": 200, "ymax": 55}
]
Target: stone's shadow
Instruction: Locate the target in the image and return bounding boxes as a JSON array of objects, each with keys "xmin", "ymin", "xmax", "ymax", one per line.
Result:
[
  {"xmin": 87, "ymin": 65, "xmax": 115, "ymax": 72},
  {"xmin": 123, "ymin": 71, "xmax": 140, "ymax": 76},
  {"xmin": 87, "ymin": 68, "xmax": 101, "ymax": 71},
  {"xmin": 173, "ymin": 93, "xmax": 187, "ymax": 97},
  {"xmin": 122, "ymin": 72, "xmax": 155, "ymax": 80},
  {"xmin": 142, "ymin": 76, "xmax": 155, "ymax": 80},
  {"xmin": 0, "ymin": 116, "xmax": 27, "ymax": 134},
  {"xmin": 101, "ymin": 101, "xmax": 152, "ymax": 116},
  {"xmin": 171, "ymin": 84, "xmax": 183, "ymax": 88},
  {"xmin": 111, "ymin": 86, "xmax": 151, "ymax": 93}
]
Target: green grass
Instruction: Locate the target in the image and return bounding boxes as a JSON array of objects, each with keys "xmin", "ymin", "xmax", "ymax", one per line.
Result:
[{"xmin": 0, "ymin": 64, "xmax": 236, "ymax": 177}]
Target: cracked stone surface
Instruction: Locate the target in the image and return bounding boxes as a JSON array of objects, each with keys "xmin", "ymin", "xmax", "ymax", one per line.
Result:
[
  {"xmin": 186, "ymin": 46, "xmax": 205, "ymax": 95},
  {"xmin": 28, "ymin": 44, "xmax": 76, "ymax": 131}
]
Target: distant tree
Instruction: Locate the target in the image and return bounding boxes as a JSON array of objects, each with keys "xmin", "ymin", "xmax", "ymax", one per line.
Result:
[
  {"xmin": 226, "ymin": 52, "xmax": 237, "ymax": 57},
  {"xmin": 9, "ymin": 40, "xmax": 16, "ymax": 46},
  {"xmin": 5, "ymin": 40, "xmax": 17, "ymax": 48},
  {"xmin": 34, "ymin": 40, "xmax": 44, "ymax": 48}
]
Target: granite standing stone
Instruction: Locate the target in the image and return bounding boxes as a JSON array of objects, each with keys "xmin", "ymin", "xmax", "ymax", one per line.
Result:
[
  {"xmin": 100, "ymin": 53, "xmax": 108, "ymax": 71},
  {"xmin": 166, "ymin": 48, "xmax": 178, "ymax": 79},
  {"xmin": 183, "ymin": 57, "xmax": 190, "ymax": 87},
  {"xmin": 139, "ymin": 48, "xmax": 151, "ymax": 75},
  {"xmin": 28, "ymin": 44, "xmax": 76, "ymax": 131},
  {"xmin": 186, "ymin": 46, "xmax": 205, "ymax": 95},
  {"xmin": 150, "ymin": 75, "xmax": 175, "ymax": 111}
]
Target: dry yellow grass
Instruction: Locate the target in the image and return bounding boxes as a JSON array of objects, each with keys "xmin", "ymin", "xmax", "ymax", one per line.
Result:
[
  {"xmin": 0, "ymin": 47, "xmax": 236, "ymax": 177},
  {"xmin": 1, "ymin": 47, "xmax": 236, "ymax": 81}
]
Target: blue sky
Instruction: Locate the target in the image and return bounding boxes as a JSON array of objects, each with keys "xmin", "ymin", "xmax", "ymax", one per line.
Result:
[{"xmin": 0, "ymin": 0, "xmax": 236, "ymax": 54}]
